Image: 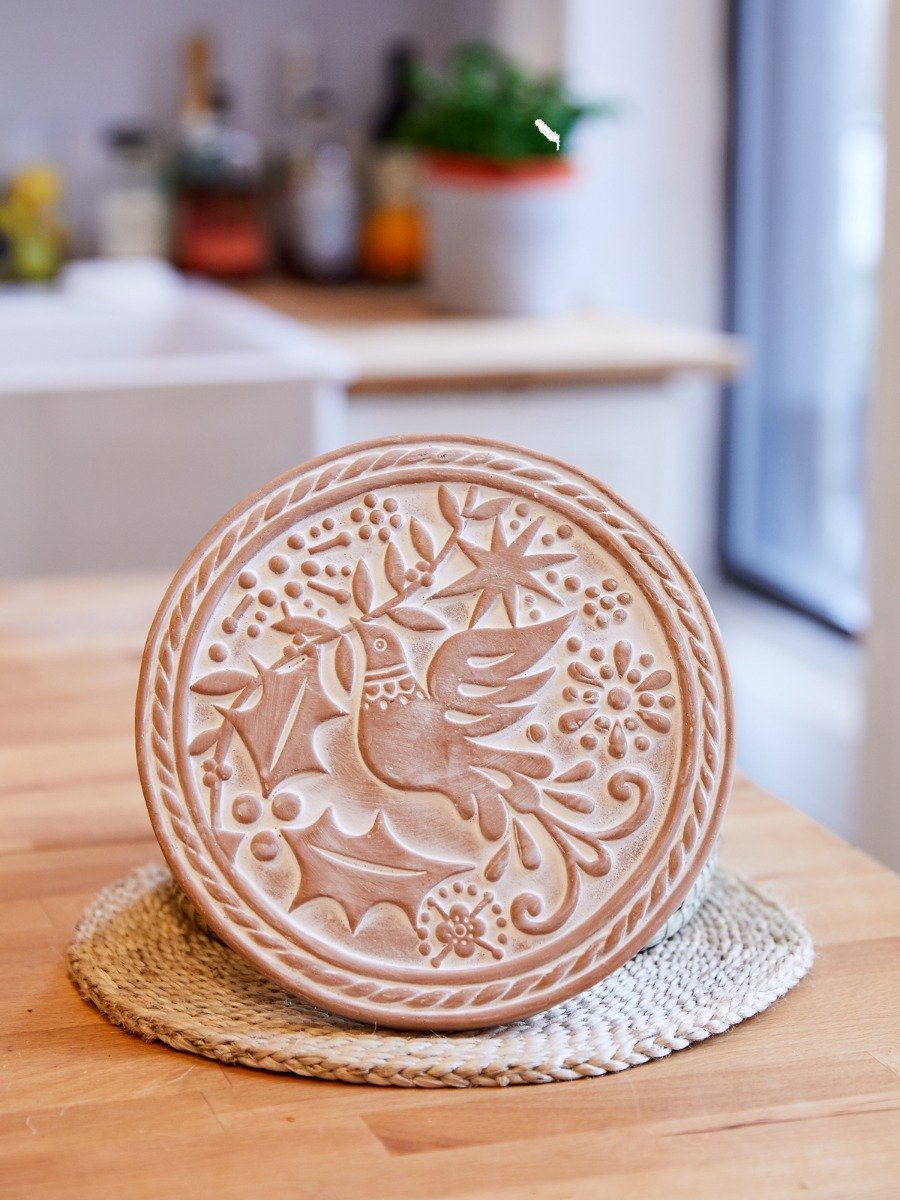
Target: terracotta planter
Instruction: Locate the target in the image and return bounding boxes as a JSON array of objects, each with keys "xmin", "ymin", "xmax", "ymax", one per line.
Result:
[{"xmin": 423, "ymin": 153, "xmax": 579, "ymax": 316}]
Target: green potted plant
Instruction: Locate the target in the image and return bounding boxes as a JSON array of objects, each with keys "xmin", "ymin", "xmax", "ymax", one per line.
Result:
[{"xmin": 400, "ymin": 43, "xmax": 614, "ymax": 315}]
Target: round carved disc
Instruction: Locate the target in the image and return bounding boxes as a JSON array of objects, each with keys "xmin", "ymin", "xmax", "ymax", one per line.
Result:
[{"xmin": 137, "ymin": 436, "xmax": 734, "ymax": 1030}]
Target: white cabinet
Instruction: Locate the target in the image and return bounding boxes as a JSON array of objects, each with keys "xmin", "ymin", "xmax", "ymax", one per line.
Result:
[{"xmin": 0, "ymin": 272, "xmax": 350, "ymax": 575}]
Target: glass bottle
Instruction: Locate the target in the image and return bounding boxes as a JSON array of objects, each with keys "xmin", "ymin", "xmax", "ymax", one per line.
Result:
[
  {"xmin": 170, "ymin": 34, "xmax": 270, "ymax": 278},
  {"xmin": 97, "ymin": 125, "xmax": 168, "ymax": 258},
  {"xmin": 282, "ymin": 82, "xmax": 359, "ymax": 282}
]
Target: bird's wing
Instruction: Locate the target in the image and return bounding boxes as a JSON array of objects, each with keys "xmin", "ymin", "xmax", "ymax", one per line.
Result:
[{"xmin": 427, "ymin": 611, "xmax": 575, "ymax": 736}]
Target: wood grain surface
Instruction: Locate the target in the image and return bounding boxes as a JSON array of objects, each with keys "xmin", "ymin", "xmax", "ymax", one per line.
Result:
[
  {"xmin": 1, "ymin": 573, "xmax": 898, "ymax": 1199},
  {"xmin": 239, "ymin": 280, "xmax": 746, "ymax": 394}
]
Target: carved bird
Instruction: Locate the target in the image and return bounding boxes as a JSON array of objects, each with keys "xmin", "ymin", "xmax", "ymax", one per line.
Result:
[{"xmin": 351, "ymin": 612, "xmax": 574, "ymax": 841}]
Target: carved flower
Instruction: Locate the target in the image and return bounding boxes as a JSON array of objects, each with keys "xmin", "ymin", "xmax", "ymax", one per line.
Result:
[
  {"xmin": 418, "ymin": 883, "xmax": 506, "ymax": 967},
  {"xmin": 559, "ymin": 639, "xmax": 675, "ymax": 759},
  {"xmin": 434, "ymin": 903, "xmax": 487, "ymax": 958}
]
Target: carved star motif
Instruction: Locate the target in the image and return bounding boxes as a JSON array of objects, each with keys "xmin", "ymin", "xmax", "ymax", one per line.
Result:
[{"xmin": 432, "ymin": 518, "xmax": 576, "ymax": 625}]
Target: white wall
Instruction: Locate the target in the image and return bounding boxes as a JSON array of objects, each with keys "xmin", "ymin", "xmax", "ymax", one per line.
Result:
[
  {"xmin": 0, "ymin": 0, "xmax": 488, "ymax": 252},
  {"xmin": 568, "ymin": 0, "xmax": 730, "ymax": 573},
  {"xmin": 563, "ymin": 0, "xmax": 728, "ymax": 326},
  {"xmin": 495, "ymin": 0, "xmax": 730, "ymax": 581}
]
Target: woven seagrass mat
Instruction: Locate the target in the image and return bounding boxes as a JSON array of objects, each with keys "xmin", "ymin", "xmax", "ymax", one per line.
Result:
[{"xmin": 67, "ymin": 864, "xmax": 812, "ymax": 1088}]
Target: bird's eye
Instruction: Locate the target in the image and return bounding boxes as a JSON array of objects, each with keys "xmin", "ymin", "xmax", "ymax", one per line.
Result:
[
  {"xmin": 297, "ymin": 655, "xmax": 308, "ymax": 664},
  {"xmin": 373, "ymin": 638, "xmax": 387, "ymax": 652}
]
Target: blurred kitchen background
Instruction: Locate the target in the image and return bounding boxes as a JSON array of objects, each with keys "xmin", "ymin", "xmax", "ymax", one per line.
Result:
[{"xmin": 2, "ymin": 0, "xmax": 899, "ymax": 868}]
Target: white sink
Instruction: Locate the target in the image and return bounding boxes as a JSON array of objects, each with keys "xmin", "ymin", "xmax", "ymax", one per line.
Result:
[{"xmin": 0, "ymin": 263, "xmax": 353, "ymax": 576}]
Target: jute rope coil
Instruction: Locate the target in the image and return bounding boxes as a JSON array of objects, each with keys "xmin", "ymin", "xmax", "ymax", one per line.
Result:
[{"xmin": 67, "ymin": 864, "xmax": 812, "ymax": 1088}]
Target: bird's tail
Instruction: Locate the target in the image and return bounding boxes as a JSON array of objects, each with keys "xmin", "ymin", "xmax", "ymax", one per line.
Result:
[{"xmin": 465, "ymin": 744, "xmax": 553, "ymax": 841}]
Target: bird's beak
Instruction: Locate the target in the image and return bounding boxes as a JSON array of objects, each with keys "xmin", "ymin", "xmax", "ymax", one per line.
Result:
[{"xmin": 349, "ymin": 616, "xmax": 371, "ymax": 651}]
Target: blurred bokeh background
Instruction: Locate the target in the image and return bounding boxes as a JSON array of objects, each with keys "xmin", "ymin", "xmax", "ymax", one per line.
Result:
[{"xmin": 1, "ymin": 0, "xmax": 897, "ymax": 867}]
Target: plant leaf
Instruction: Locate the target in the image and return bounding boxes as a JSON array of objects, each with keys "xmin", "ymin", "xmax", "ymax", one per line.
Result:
[
  {"xmin": 389, "ymin": 606, "xmax": 448, "ymax": 632},
  {"xmin": 334, "ymin": 635, "xmax": 355, "ymax": 694},
  {"xmin": 190, "ymin": 670, "xmax": 255, "ymax": 696},
  {"xmin": 384, "ymin": 541, "xmax": 407, "ymax": 593},
  {"xmin": 410, "ymin": 516, "xmax": 436, "ymax": 563},
  {"xmin": 352, "ymin": 559, "xmax": 375, "ymax": 614},
  {"xmin": 272, "ymin": 615, "xmax": 340, "ymax": 641},
  {"xmin": 188, "ymin": 726, "xmax": 221, "ymax": 756},
  {"xmin": 437, "ymin": 484, "xmax": 462, "ymax": 529}
]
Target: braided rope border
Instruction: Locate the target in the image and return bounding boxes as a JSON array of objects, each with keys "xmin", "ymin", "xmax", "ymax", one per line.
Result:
[{"xmin": 139, "ymin": 441, "xmax": 731, "ymax": 1023}]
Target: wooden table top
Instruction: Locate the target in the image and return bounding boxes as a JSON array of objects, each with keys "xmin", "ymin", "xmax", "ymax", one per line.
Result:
[
  {"xmin": 239, "ymin": 279, "xmax": 746, "ymax": 394},
  {"xmin": 2, "ymin": 572, "xmax": 898, "ymax": 1199}
]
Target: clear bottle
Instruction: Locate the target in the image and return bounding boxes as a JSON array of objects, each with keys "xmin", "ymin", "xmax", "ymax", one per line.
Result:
[
  {"xmin": 97, "ymin": 125, "xmax": 168, "ymax": 258},
  {"xmin": 282, "ymin": 83, "xmax": 359, "ymax": 282}
]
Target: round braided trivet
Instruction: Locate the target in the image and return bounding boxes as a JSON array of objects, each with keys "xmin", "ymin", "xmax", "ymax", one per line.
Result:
[{"xmin": 67, "ymin": 864, "xmax": 812, "ymax": 1088}]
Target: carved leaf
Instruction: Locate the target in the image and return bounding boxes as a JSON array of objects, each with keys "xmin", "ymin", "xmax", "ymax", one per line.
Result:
[
  {"xmin": 609, "ymin": 720, "xmax": 627, "ymax": 759},
  {"xmin": 384, "ymin": 541, "xmax": 407, "ymax": 593},
  {"xmin": 468, "ymin": 497, "xmax": 511, "ymax": 520},
  {"xmin": 190, "ymin": 670, "xmax": 255, "ymax": 696},
  {"xmin": 272, "ymin": 614, "xmax": 340, "ymax": 641},
  {"xmin": 554, "ymin": 759, "xmax": 596, "ymax": 783},
  {"xmin": 568, "ymin": 662, "xmax": 603, "ymax": 686},
  {"xmin": 221, "ymin": 657, "xmax": 346, "ymax": 795},
  {"xmin": 513, "ymin": 818, "xmax": 542, "ymax": 870},
  {"xmin": 188, "ymin": 726, "xmax": 220, "ymax": 756},
  {"xmin": 389, "ymin": 606, "xmax": 448, "ymax": 632},
  {"xmin": 637, "ymin": 670, "xmax": 673, "ymax": 692},
  {"xmin": 410, "ymin": 517, "xmax": 436, "ymax": 563},
  {"xmin": 613, "ymin": 640, "xmax": 633, "ymax": 678},
  {"xmin": 334, "ymin": 635, "xmax": 355, "ymax": 693},
  {"xmin": 283, "ymin": 808, "xmax": 471, "ymax": 931},
  {"xmin": 437, "ymin": 484, "xmax": 462, "ymax": 529},
  {"xmin": 558, "ymin": 708, "xmax": 595, "ymax": 734},
  {"xmin": 352, "ymin": 560, "xmax": 375, "ymax": 614},
  {"xmin": 544, "ymin": 787, "xmax": 596, "ymax": 814},
  {"xmin": 639, "ymin": 711, "xmax": 672, "ymax": 733},
  {"xmin": 213, "ymin": 826, "xmax": 244, "ymax": 859},
  {"xmin": 484, "ymin": 840, "xmax": 511, "ymax": 882}
]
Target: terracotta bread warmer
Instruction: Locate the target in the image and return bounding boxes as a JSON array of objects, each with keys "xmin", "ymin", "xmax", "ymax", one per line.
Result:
[{"xmin": 136, "ymin": 435, "xmax": 734, "ymax": 1030}]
